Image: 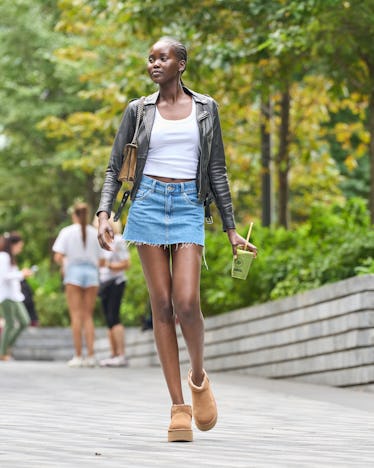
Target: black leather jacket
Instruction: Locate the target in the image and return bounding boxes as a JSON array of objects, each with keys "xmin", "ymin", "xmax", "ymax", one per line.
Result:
[{"xmin": 97, "ymin": 86, "xmax": 235, "ymax": 231}]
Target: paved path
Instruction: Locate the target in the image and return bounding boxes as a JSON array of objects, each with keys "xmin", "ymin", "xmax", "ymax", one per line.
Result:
[{"xmin": 1, "ymin": 362, "xmax": 374, "ymax": 467}]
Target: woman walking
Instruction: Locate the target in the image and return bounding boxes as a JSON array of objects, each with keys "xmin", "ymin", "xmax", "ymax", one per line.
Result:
[
  {"xmin": 53, "ymin": 202, "xmax": 104, "ymax": 367},
  {"xmin": 0, "ymin": 232, "xmax": 32, "ymax": 361},
  {"xmin": 97, "ymin": 37, "xmax": 257, "ymax": 441}
]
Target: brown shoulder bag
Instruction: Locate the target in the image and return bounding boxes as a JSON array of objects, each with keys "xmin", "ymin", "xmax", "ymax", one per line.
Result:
[{"xmin": 118, "ymin": 96, "xmax": 145, "ymax": 182}]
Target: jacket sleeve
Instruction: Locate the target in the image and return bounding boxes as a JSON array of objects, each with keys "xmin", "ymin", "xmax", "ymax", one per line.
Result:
[
  {"xmin": 208, "ymin": 100, "xmax": 236, "ymax": 231},
  {"xmin": 96, "ymin": 101, "xmax": 137, "ymax": 216}
]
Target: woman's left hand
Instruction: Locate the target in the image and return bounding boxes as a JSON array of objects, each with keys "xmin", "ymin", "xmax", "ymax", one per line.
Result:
[
  {"xmin": 227, "ymin": 228, "xmax": 258, "ymax": 259},
  {"xmin": 21, "ymin": 268, "xmax": 34, "ymax": 279}
]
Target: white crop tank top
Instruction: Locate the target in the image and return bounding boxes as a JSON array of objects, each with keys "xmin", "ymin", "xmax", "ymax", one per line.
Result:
[{"xmin": 144, "ymin": 100, "xmax": 200, "ymax": 179}]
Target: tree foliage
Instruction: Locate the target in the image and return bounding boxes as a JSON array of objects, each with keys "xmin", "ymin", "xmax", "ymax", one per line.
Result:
[
  {"xmin": 315, "ymin": 0, "xmax": 374, "ymax": 221},
  {"xmin": 0, "ymin": 0, "xmax": 97, "ymax": 261}
]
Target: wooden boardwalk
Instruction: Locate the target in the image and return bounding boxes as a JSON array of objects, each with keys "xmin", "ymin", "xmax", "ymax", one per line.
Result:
[{"xmin": 1, "ymin": 362, "xmax": 374, "ymax": 467}]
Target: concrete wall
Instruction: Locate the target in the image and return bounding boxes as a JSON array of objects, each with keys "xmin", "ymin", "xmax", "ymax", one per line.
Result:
[
  {"xmin": 198, "ymin": 274, "xmax": 374, "ymax": 389},
  {"xmin": 13, "ymin": 326, "xmax": 158, "ymax": 367},
  {"xmin": 12, "ymin": 274, "xmax": 374, "ymax": 389}
]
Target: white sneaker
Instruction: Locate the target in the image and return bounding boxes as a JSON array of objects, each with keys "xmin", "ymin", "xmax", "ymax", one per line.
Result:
[
  {"xmin": 99, "ymin": 356, "xmax": 115, "ymax": 367},
  {"xmin": 83, "ymin": 355, "xmax": 97, "ymax": 368},
  {"xmin": 106, "ymin": 355, "xmax": 129, "ymax": 367},
  {"xmin": 67, "ymin": 356, "xmax": 83, "ymax": 368}
]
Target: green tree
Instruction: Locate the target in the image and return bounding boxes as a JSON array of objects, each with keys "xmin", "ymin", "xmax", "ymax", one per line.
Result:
[
  {"xmin": 316, "ymin": 0, "xmax": 374, "ymax": 222},
  {"xmin": 0, "ymin": 0, "xmax": 94, "ymax": 261}
]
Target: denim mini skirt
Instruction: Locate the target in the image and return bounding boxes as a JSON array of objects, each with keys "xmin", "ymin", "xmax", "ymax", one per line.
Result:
[{"xmin": 123, "ymin": 175, "xmax": 205, "ymax": 246}]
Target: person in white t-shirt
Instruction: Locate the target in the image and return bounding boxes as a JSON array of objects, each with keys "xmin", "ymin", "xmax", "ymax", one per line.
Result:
[
  {"xmin": 53, "ymin": 202, "xmax": 105, "ymax": 368},
  {"xmin": 94, "ymin": 214, "xmax": 130, "ymax": 367},
  {"xmin": 0, "ymin": 232, "xmax": 32, "ymax": 361}
]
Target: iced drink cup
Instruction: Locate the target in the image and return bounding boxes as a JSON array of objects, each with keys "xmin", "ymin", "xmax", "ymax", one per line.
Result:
[{"xmin": 231, "ymin": 248, "xmax": 254, "ymax": 280}]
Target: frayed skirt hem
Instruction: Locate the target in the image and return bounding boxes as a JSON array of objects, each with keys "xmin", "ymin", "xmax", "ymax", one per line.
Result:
[{"xmin": 124, "ymin": 241, "xmax": 203, "ymax": 249}]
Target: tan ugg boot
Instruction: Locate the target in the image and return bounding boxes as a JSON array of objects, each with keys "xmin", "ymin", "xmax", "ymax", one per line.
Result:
[
  {"xmin": 168, "ymin": 404, "xmax": 193, "ymax": 442},
  {"xmin": 188, "ymin": 369, "xmax": 217, "ymax": 431}
]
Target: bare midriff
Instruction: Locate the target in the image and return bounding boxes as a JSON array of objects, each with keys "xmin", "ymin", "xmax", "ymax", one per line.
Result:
[{"xmin": 146, "ymin": 175, "xmax": 195, "ymax": 183}]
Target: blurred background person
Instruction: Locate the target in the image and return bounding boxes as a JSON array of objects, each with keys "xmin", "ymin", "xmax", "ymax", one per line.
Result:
[
  {"xmin": 0, "ymin": 232, "xmax": 33, "ymax": 361},
  {"xmin": 94, "ymin": 213, "xmax": 130, "ymax": 367},
  {"xmin": 141, "ymin": 298, "xmax": 153, "ymax": 332},
  {"xmin": 53, "ymin": 202, "xmax": 104, "ymax": 368},
  {"xmin": 21, "ymin": 275, "xmax": 39, "ymax": 327}
]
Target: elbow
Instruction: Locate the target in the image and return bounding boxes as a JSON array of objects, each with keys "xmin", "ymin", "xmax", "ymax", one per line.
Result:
[{"xmin": 53, "ymin": 253, "xmax": 63, "ymax": 265}]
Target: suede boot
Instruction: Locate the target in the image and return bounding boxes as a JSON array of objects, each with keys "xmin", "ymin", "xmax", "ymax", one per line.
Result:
[
  {"xmin": 168, "ymin": 404, "xmax": 193, "ymax": 442},
  {"xmin": 188, "ymin": 369, "xmax": 217, "ymax": 431}
]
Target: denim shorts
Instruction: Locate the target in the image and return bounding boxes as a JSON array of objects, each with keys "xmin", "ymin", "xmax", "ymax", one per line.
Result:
[
  {"xmin": 123, "ymin": 175, "xmax": 205, "ymax": 246},
  {"xmin": 64, "ymin": 262, "xmax": 99, "ymax": 288}
]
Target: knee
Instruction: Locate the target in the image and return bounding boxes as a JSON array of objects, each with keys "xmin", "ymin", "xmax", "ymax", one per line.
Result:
[
  {"xmin": 70, "ymin": 314, "xmax": 82, "ymax": 327},
  {"xmin": 152, "ymin": 298, "xmax": 174, "ymax": 324},
  {"xmin": 107, "ymin": 317, "xmax": 120, "ymax": 329},
  {"xmin": 175, "ymin": 300, "xmax": 202, "ymax": 326},
  {"xmin": 22, "ymin": 317, "xmax": 31, "ymax": 329},
  {"xmin": 82, "ymin": 314, "xmax": 94, "ymax": 325}
]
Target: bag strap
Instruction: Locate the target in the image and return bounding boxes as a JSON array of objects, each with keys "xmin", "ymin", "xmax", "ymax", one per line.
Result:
[
  {"xmin": 130, "ymin": 96, "xmax": 145, "ymax": 145},
  {"xmin": 113, "ymin": 190, "xmax": 130, "ymax": 221}
]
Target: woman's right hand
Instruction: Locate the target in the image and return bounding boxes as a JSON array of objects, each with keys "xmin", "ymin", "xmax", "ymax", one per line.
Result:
[{"xmin": 97, "ymin": 212, "xmax": 114, "ymax": 251}]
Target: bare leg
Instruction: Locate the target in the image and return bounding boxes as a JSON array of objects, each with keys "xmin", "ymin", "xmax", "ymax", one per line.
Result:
[
  {"xmin": 137, "ymin": 245, "xmax": 184, "ymax": 404},
  {"xmin": 81, "ymin": 286, "xmax": 98, "ymax": 357},
  {"xmin": 111, "ymin": 323, "xmax": 125, "ymax": 356},
  {"xmin": 65, "ymin": 284, "xmax": 83, "ymax": 357},
  {"xmin": 171, "ymin": 245, "xmax": 205, "ymax": 386},
  {"xmin": 107, "ymin": 329, "xmax": 116, "ymax": 356}
]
